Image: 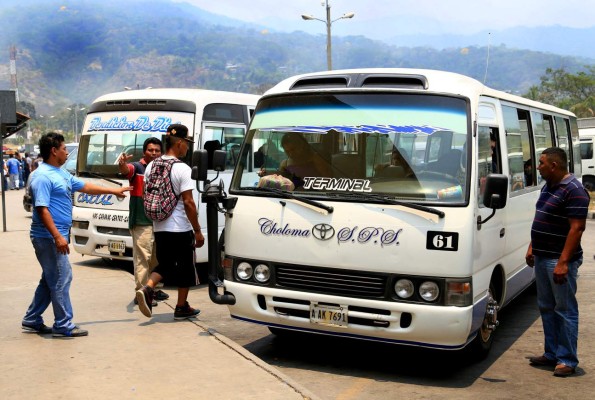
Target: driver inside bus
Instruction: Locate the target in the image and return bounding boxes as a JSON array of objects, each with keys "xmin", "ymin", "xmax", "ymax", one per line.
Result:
[
  {"xmin": 375, "ymin": 146, "xmax": 414, "ymax": 178},
  {"xmin": 259, "ymin": 132, "xmax": 332, "ymax": 188}
]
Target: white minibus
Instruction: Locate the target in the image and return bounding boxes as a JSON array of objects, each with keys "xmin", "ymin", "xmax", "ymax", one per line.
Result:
[
  {"xmin": 194, "ymin": 68, "xmax": 580, "ymax": 358},
  {"xmin": 70, "ymin": 88, "xmax": 259, "ymax": 271},
  {"xmin": 579, "ymin": 117, "xmax": 595, "ymax": 191}
]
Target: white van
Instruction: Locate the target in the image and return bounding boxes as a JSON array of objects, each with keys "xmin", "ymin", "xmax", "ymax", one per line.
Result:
[
  {"xmin": 579, "ymin": 117, "xmax": 595, "ymax": 190},
  {"xmin": 70, "ymin": 88, "xmax": 259, "ymax": 268}
]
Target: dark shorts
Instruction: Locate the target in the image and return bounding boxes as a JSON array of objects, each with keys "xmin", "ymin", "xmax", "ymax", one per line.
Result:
[{"xmin": 153, "ymin": 230, "xmax": 198, "ymax": 288}]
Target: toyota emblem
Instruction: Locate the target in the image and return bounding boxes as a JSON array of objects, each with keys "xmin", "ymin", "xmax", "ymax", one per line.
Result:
[{"xmin": 312, "ymin": 224, "xmax": 335, "ymax": 241}]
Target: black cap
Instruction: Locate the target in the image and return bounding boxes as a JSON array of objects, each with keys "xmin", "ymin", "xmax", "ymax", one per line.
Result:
[{"xmin": 166, "ymin": 124, "xmax": 194, "ymax": 143}]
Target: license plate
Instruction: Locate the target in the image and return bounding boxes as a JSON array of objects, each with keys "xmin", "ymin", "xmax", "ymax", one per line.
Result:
[
  {"xmin": 310, "ymin": 304, "xmax": 348, "ymax": 327},
  {"xmin": 108, "ymin": 240, "xmax": 126, "ymax": 253}
]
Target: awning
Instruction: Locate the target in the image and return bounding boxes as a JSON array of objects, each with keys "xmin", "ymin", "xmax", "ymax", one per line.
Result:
[{"xmin": 2, "ymin": 111, "xmax": 30, "ymax": 139}]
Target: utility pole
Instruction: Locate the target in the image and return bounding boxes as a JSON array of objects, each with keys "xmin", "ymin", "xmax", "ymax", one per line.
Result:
[{"xmin": 10, "ymin": 45, "xmax": 19, "ymax": 102}]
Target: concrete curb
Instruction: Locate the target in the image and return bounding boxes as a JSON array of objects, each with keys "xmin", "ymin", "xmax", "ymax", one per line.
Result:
[{"xmin": 198, "ymin": 322, "xmax": 322, "ymax": 400}]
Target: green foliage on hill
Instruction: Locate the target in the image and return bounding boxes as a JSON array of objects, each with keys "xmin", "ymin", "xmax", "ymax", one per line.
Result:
[{"xmin": 0, "ymin": 0, "xmax": 592, "ymax": 117}]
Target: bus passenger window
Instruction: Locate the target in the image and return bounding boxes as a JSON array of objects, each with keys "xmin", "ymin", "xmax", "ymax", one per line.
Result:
[
  {"xmin": 503, "ymin": 106, "xmax": 533, "ymax": 192},
  {"xmin": 477, "ymin": 126, "xmax": 499, "ymax": 204}
]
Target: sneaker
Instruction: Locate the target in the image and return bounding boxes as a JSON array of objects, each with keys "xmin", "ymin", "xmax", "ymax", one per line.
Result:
[
  {"xmin": 174, "ymin": 302, "xmax": 201, "ymax": 320},
  {"xmin": 136, "ymin": 286, "xmax": 154, "ymax": 317},
  {"xmin": 133, "ymin": 296, "xmax": 158, "ymax": 307},
  {"xmin": 154, "ymin": 289, "xmax": 170, "ymax": 301},
  {"xmin": 52, "ymin": 327, "xmax": 89, "ymax": 338},
  {"xmin": 22, "ymin": 323, "xmax": 53, "ymax": 334}
]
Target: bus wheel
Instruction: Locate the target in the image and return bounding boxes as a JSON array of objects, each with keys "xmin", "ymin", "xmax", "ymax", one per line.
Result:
[
  {"xmin": 584, "ymin": 180, "xmax": 594, "ymax": 192},
  {"xmin": 468, "ymin": 284, "xmax": 500, "ymax": 360}
]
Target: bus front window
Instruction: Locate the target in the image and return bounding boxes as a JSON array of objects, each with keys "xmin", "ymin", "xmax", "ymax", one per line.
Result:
[
  {"xmin": 78, "ymin": 132, "xmax": 156, "ymax": 178},
  {"xmin": 233, "ymin": 93, "xmax": 470, "ymax": 204}
]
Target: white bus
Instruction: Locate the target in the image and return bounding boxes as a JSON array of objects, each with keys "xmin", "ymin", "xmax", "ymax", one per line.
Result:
[
  {"xmin": 70, "ymin": 88, "xmax": 259, "ymax": 270},
  {"xmin": 579, "ymin": 117, "xmax": 595, "ymax": 191},
  {"xmin": 195, "ymin": 68, "xmax": 580, "ymax": 358}
]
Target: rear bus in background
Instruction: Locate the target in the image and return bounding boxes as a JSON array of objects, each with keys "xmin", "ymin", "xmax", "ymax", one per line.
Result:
[
  {"xmin": 70, "ymin": 89, "xmax": 259, "ymax": 271},
  {"xmin": 195, "ymin": 68, "xmax": 580, "ymax": 360},
  {"xmin": 579, "ymin": 117, "xmax": 595, "ymax": 191}
]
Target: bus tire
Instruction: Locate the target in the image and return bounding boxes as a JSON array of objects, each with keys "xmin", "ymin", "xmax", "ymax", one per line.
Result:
[
  {"xmin": 583, "ymin": 178, "xmax": 594, "ymax": 192},
  {"xmin": 467, "ymin": 283, "xmax": 499, "ymax": 360}
]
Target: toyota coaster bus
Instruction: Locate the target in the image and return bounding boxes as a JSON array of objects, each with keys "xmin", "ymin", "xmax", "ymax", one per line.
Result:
[{"xmin": 193, "ymin": 68, "xmax": 580, "ymax": 358}]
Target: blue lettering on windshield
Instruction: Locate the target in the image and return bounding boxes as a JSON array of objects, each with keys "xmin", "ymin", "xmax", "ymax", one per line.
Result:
[
  {"xmin": 260, "ymin": 124, "xmax": 448, "ymax": 135},
  {"xmin": 88, "ymin": 116, "xmax": 181, "ymax": 132}
]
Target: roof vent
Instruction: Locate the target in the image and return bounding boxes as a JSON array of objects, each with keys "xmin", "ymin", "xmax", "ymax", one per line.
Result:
[
  {"xmin": 106, "ymin": 100, "xmax": 131, "ymax": 106},
  {"xmin": 139, "ymin": 100, "xmax": 167, "ymax": 105},
  {"xmin": 360, "ymin": 74, "xmax": 428, "ymax": 89},
  {"xmin": 290, "ymin": 76, "xmax": 349, "ymax": 90}
]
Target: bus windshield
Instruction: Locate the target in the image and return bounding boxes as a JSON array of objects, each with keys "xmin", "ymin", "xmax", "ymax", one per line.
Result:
[
  {"xmin": 77, "ymin": 132, "xmax": 160, "ymax": 178},
  {"xmin": 233, "ymin": 93, "xmax": 470, "ymax": 204}
]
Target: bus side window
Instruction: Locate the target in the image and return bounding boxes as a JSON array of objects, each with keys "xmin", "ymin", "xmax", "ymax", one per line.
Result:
[
  {"xmin": 477, "ymin": 126, "xmax": 499, "ymax": 205},
  {"xmin": 503, "ymin": 106, "xmax": 533, "ymax": 192}
]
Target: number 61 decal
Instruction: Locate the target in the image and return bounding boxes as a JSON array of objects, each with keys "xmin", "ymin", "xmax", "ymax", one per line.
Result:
[{"xmin": 426, "ymin": 231, "xmax": 459, "ymax": 251}]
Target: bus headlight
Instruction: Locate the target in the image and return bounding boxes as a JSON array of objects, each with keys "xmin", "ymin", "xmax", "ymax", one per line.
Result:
[
  {"xmin": 419, "ymin": 281, "xmax": 440, "ymax": 302},
  {"xmin": 254, "ymin": 264, "xmax": 271, "ymax": 283},
  {"xmin": 394, "ymin": 279, "xmax": 414, "ymax": 299},
  {"xmin": 236, "ymin": 262, "xmax": 253, "ymax": 281},
  {"xmin": 72, "ymin": 220, "xmax": 89, "ymax": 230}
]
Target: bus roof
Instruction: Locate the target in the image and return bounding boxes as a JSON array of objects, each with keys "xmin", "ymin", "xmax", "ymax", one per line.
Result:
[
  {"xmin": 262, "ymin": 68, "xmax": 575, "ymax": 118},
  {"xmin": 91, "ymin": 88, "xmax": 260, "ymax": 108}
]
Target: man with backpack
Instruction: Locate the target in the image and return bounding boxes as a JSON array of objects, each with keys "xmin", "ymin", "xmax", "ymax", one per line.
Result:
[
  {"xmin": 136, "ymin": 124, "xmax": 205, "ymax": 320},
  {"xmin": 118, "ymin": 137, "xmax": 169, "ymax": 307}
]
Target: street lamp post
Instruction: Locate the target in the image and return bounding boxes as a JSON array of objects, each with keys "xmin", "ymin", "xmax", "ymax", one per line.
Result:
[
  {"xmin": 301, "ymin": 0, "xmax": 354, "ymax": 70},
  {"xmin": 67, "ymin": 106, "xmax": 86, "ymax": 142}
]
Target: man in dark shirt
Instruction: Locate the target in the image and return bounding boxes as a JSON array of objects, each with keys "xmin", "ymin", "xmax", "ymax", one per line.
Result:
[
  {"xmin": 526, "ymin": 147, "xmax": 590, "ymax": 377},
  {"xmin": 118, "ymin": 137, "xmax": 169, "ymax": 306}
]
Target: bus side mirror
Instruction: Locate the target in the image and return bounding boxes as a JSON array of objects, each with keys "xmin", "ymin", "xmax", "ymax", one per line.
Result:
[
  {"xmin": 191, "ymin": 150, "xmax": 208, "ymax": 181},
  {"xmin": 212, "ymin": 150, "xmax": 226, "ymax": 172},
  {"xmin": 478, "ymin": 174, "xmax": 508, "ymax": 227},
  {"xmin": 483, "ymin": 174, "xmax": 508, "ymax": 209}
]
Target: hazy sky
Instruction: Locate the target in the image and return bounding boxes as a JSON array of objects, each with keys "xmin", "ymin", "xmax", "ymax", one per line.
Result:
[{"xmin": 179, "ymin": 0, "xmax": 595, "ymax": 38}]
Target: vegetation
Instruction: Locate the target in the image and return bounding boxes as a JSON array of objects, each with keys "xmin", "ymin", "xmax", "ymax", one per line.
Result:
[
  {"xmin": 0, "ymin": 0, "xmax": 593, "ymax": 139},
  {"xmin": 525, "ymin": 67, "xmax": 595, "ymax": 118}
]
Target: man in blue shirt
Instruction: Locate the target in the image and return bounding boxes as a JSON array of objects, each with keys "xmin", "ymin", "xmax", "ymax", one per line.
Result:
[
  {"xmin": 22, "ymin": 132, "xmax": 131, "ymax": 338},
  {"xmin": 5, "ymin": 153, "xmax": 21, "ymax": 190},
  {"xmin": 526, "ymin": 147, "xmax": 590, "ymax": 377}
]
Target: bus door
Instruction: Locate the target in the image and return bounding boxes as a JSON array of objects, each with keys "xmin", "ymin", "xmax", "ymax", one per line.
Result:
[
  {"xmin": 200, "ymin": 122, "xmax": 249, "ymax": 228},
  {"xmin": 475, "ymin": 125, "xmax": 506, "ymax": 275}
]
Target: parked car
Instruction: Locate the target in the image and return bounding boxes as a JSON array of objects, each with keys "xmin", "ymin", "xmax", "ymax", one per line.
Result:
[{"xmin": 23, "ymin": 144, "xmax": 78, "ymax": 212}]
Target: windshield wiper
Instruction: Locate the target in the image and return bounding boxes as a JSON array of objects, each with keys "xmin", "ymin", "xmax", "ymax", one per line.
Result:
[
  {"xmin": 240, "ymin": 187, "xmax": 334, "ymax": 213},
  {"xmin": 326, "ymin": 192, "xmax": 445, "ymax": 218},
  {"xmin": 79, "ymin": 171, "xmax": 123, "ymax": 186}
]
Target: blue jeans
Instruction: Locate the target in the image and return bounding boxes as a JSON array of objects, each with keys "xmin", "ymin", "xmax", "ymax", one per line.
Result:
[
  {"xmin": 534, "ymin": 255, "xmax": 581, "ymax": 368},
  {"xmin": 22, "ymin": 237, "xmax": 76, "ymax": 334}
]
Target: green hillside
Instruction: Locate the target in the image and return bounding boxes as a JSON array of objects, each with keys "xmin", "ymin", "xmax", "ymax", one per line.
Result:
[{"xmin": 0, "ymin": 0, "xmax": 592, "ymax": 116}]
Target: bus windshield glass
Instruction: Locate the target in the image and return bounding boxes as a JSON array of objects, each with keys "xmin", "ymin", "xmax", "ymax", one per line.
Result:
[
  {"xmin": 77, "ymin": 111, "xmax": 195, "ymax": 178},
  {"xmin": 77, "ymin": 131, "xmax": 159, "ymax": 178},
  {"xmin": 233, "ymin": 93, "xmax": 470, "ymax": 204}
]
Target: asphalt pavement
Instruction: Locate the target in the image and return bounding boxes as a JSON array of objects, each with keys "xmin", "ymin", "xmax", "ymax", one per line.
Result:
[
  {"xmin": 0, "ymin": 189, "xmax": 317, "ymax": 400},
  {"xmin": 1, "ymin": 186, "xmax": 594, "ymax": 400}
]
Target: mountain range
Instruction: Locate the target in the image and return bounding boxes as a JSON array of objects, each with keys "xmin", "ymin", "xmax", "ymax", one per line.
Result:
[{"xmin": 0, "ymin": 0, "xmax": 593, "ymax": 116}]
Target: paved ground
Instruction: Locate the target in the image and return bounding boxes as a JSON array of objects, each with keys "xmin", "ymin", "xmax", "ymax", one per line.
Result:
[
  {"xmin": 0, "ymin": 189, "xmax": 318, "ymax": 400},
  {"xmin": 1, "ymin": 186, "xmax": 594, "ymax": 400}
]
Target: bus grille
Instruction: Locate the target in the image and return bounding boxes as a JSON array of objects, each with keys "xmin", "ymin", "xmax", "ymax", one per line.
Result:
[
  {"xmin": 275, "ymin": 265, "xmax": 387, "ymax": 298},
  {"xmin": 96, "ymin": 227, "xmax": 131, "ymax": 237}
]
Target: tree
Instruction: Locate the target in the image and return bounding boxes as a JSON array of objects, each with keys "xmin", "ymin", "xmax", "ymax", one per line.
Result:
[{"xmin": 524, "ymin": 67, "xmax": 595, "ymax": 117}]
